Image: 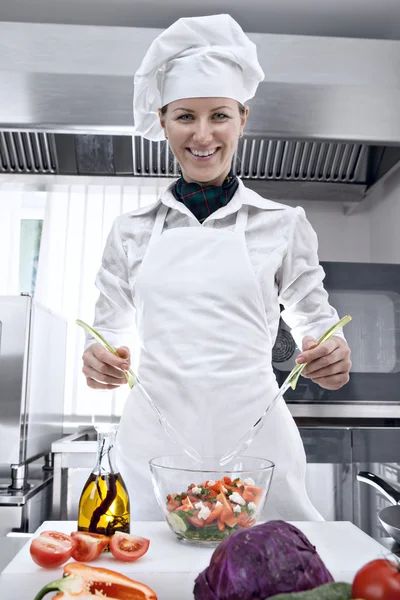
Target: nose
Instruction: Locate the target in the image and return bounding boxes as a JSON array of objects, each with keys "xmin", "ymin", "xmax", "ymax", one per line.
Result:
[{"xmin": 192, "ymin": 119, "xmax": 213, "ymax": 145}]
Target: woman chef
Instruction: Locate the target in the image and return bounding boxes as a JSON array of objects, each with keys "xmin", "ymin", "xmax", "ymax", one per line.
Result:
[{"xmin": 82, "ymin": 14, "xmax": 351, "ymax": 521}]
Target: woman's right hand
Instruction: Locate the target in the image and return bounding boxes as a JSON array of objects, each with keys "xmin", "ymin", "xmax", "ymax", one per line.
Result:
[{"xmin": 82, "ymin": 343, "xmax": 131, "ymax": 390}]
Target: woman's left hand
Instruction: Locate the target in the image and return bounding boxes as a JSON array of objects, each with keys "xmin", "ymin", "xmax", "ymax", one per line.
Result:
[{"xmin": 296, "ymin": 336, "xmax": 351, "ymax": 390}]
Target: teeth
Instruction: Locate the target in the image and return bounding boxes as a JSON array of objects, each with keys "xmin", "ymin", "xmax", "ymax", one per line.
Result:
[{"xmin": 191, "ymin": 149, "xmax": 216, "ymax": 157}]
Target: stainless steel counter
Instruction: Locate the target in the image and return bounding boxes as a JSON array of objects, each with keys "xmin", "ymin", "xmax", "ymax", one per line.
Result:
[{"xmin": 288, "ymin": 403, "xmax": 400, "ymax": 420}]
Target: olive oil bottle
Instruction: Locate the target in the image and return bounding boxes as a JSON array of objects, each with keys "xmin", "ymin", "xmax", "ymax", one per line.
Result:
[{"xmin": 77, "ymin": 425, "xmax": 130, "ymax": 538}]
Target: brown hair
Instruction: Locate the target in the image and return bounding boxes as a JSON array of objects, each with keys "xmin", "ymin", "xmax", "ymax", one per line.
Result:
[{"xmin": 160, "ymin": 102, "xmax": 246, "ymax": 116}]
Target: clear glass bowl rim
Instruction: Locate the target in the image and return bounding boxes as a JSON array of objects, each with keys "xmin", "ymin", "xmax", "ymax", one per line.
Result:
[{"xmin": 149, "ymin": 454, "xmax": 275, "ymax": 474}]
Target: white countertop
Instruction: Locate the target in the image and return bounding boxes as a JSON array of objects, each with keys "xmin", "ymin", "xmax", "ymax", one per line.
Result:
[{"xmin": 0, "ymin": 520, "xmax": 391, "ymax": 600}]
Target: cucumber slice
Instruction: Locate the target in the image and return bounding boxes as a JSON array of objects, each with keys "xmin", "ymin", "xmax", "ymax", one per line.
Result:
[{"xmin": 167, "ymin": 512, "xmax": 188, "ymax": 533}]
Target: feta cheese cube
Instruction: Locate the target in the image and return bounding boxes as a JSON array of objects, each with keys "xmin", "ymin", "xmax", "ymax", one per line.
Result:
[
  {"xmin": 207, "ymin": 479, "xmax": 216, "ymax": 486},
  {"xmin": 192, "ymin": 486, "xmax": 202, "ymax": 495},
  {"xmin": 197, "ymin": 503, "xmax": 211, "ymax": 520},
  {"xmin": 248, "ymin": 501, "xmax": 257, "ymax": 512},
  {"xmin": 215, "ymin": 501, "xmax": 222, "ymax": 507},
  {"xmin": 243, "ymin": 477, "xmax": 255, "ymax": 486},
  {"xmin": 233, "ymin": 504, "xmax": 242, "ymax": 515},
  {"xmin": 229, "ymin": 491, "xmax": 246, "ymax": 506}
]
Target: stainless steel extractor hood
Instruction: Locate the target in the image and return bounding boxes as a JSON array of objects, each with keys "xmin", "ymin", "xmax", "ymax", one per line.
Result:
[{"xmin": 1, "ymin": 21, "xmax": 400, "ymax": 203}]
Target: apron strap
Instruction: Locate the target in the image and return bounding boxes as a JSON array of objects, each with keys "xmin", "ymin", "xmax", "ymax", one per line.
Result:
[
  {"xmin": 234, "ymin": 204, "xmax": 249, "ymax": 233},
  {"xmin": 148, "ymin": 203, "xmax": 169, "ymax": 248}
]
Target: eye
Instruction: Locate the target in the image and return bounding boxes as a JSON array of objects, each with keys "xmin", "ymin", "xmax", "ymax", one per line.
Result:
[
  {"xmin": 213, "ymin": 113, "xmax": 230, "ymax": 120},
  {"xmin": 176, "ymin": 114, "xmax": 194, "ymax": 121}
]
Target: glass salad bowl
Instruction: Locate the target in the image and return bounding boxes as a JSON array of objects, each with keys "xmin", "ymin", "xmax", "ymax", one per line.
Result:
[{"xmin": 149, "ymin": 455, "xmax": 274, "ymax": 547}]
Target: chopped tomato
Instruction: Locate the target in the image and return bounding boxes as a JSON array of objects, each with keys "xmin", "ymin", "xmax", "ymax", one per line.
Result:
[
  {"xmin": 216, "ymin": 492, "xmax": 233, "ymax": 515},
  {"xmin": 187, "ymin": 515, "xmax": 205, "ymax": 528},
  {"xmin": 70, "ymin": 532, "xmax": 109, "ymax": 562},
  {"xmin": 166, "ymin": 494, "xmax": 181, "ymax": 512},
  {"xmin": 181, "ymin": 496, "xmax": 194, "ymax": 512},
  {"xmin": 236, "ymin": 513, "xmax": 256, "ymax": 528},
  {"xmin": 208, "ymin": 489, "xmax": 218, "ymax": 497},
  {"xmin": 223, "ymin": 512, "xmax": 238, "ymax": 528},
  {"xmin": 223, "ymin": 476, "xmax": 232, "ymax": 485},
  {"xmin": 219, "ymin": 481, "xmax": 231, "ymax": 494},
  {"xmin": 30, "ymin": 531, "xmax": 75, "ymax": 568},
  {"xmin": 244, "ymin": 484, "xmax": 263, "ymax": 500},
  {"xmin": 109, "ymin": 532, "xmax": 150, "ymax": 562},
  {"xmin": 208, "ymin": 482, "xmax": 222, "ymax": 493},
  {"xmin": 237, "ymin": 512, "xmax": 251, "ymax": 527},
  {"xmin": 243, "ymin": 489, "xmax": 255, "ymax": 503},
  {"xmin": 205, "ymin": 503, "xmax": 224, "ymax": 524}
]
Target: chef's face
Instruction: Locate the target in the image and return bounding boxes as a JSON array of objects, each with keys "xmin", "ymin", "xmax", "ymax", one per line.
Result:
[{"xmin": 159, "ymin": 98, "xmax": 248, "ymax": 186}]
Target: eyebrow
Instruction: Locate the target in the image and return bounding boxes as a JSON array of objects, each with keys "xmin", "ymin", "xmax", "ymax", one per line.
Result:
[{"xmin": 172, "ymin": 105, "xmax": 234, "ymax": 113}]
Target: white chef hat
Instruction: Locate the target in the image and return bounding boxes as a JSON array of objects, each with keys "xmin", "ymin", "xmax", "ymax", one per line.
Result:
[{"xmin": 133, "ymin": 14, "xmax": 265, "ymax": 141}]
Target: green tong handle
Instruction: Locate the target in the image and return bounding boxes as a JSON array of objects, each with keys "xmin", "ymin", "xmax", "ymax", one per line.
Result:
[
  {"xmin": 76, "ymin": 319, "xmax": 136, "ymax": 388},
  {"xmin": 285, "ymin": 314, "xmax": 352, "ymax": 391}
]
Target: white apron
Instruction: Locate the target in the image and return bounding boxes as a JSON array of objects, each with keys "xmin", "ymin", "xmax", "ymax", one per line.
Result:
[{"xmin": 116, "ymin": 202, "xmax": 322, "ymax": 522}]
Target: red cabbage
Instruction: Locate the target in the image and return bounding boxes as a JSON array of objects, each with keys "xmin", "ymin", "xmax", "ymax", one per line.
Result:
[{"xmin": 194, "ymin": 520, "xmax": 334, "ymax": 600}]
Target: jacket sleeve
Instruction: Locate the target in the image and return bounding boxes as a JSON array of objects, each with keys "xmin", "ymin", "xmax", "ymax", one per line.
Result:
[
  {"xmin": 84, "ymin": 217, "xmax": 136, "ymax": 352},
  {"xmin": 276, "ymin": 206, "xmax": 345, "ymax": 349}
]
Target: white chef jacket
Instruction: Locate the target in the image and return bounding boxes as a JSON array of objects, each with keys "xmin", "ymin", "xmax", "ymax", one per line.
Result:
[{"xmin": 87, "ymin": 179, "xmax": 343, "ymax": 354}]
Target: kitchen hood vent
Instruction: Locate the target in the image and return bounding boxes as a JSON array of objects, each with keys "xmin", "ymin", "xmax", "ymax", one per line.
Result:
[
  {"xmin": 132, "ymin": 137, "xmax": 367, "ymax": 183},
  {"xmin": 1, "ymin": 23, "xmax": 400, "ymax": 203},
  {"xmin": 0, "ymin": 131, "xmax": 57, "ymax": 174}
]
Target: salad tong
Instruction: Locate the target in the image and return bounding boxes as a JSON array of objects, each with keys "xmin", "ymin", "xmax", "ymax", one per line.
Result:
[
  {"xmin": 219, "ymin": 315, "xmax": 352, "ymax": 466},
  {"xmin": 76, "ymin": 319, "xmax": 203, "ymax": 464}
]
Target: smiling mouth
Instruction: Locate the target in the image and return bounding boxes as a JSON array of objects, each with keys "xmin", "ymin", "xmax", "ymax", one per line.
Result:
[{"xmin": 187, "ymin": 148, "xmax": 220, "ymax": 159}]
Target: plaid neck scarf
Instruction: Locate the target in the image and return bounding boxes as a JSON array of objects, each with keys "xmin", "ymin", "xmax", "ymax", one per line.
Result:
[{"xmin": 172, "ymin": 170, "xmax": 239, "ymax": 223}]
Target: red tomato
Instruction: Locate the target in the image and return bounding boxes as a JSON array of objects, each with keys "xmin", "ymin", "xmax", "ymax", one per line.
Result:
[
  {"xmin": 217, "ymin": 492, "xmax": 233, "ymax": 515},
  {"xmin": 205, "ymin": 503, "xmax": 224, "ymax": 524},
  {"xmin": 70, "ymin": 532, "xmax": 109, "ymax": 562},
  {"xmin": 109, "ymin": 532, "xmax": 150, "ymax": 562},
  {"xmin": 352, "ymin": 558, "xmax": 400, "ymax": 600},
  {"xmin": 30, "ymin": 531, "xmax": 75, "ymax": 568},
  {"xmin": 166, "ymin": 494, "xmax": 181, "ymax": 512},
  {"xmin": 206, "ymin": 489, "xmax": 218, "ymax": 499},
  {"xmin": 243, "ymin": 489, "xmax": 256, "ymax": 503},
  {"xmin": 181, "ymin": 496, "xmax": 194, "ymax": 512},
  {"xmin": 187, "ymin": 515, "xmax": 206, "ymax": 528}
]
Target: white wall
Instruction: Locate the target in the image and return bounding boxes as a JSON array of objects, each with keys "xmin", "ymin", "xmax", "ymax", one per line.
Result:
[
  {"xmin": 284, "ymin": 199, "xmax": 371, "ymax": 262},
  {"xmin": 368, "ymin": 166, "xmax": 400, "ymax": 264},
  {"xmin": 284, "ymin": 162, "xmax": 400, "ymax": 264}
]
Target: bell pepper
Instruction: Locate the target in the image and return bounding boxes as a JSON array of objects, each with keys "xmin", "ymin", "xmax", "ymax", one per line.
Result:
[{"xmin": 33, "ymin": 562, "xmax": 157, "ymax": 599}]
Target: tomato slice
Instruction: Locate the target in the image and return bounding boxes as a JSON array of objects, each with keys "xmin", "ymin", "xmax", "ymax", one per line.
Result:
[
  {"xmin": 243, "ymin": 484, "xmax": 263, "ymax": 501},
  {"xmin": 181, "ymin": 496, "xmax": 194, "ymax": 512},
  {"xmin": 109, "ymin": 532, "xmax": 150, "ymax": 562},
  {"xmin": 30, "ymin": 531, "xmax": 75, "ymax": 568},
  {"xmin": 70, "ymin": 532, "xmax": 109, "ymax": 562},
  {"xmin": 216, "ymin": 492, "xmax": 233, "ymax": 515},
  {"xmin": 187, "ymin": 515, "xmax": 206, "ymax": 528},
  {"xmin": 205, "ymin": 503, "xmax": 224, "ymax": 524},
  {"xmin": 243, "ymin": 489, "xmax": 256, "ymax": 503},
  {"xmin": 166, "ymin": 494, "xmax": 181, "ymax": 512}
]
